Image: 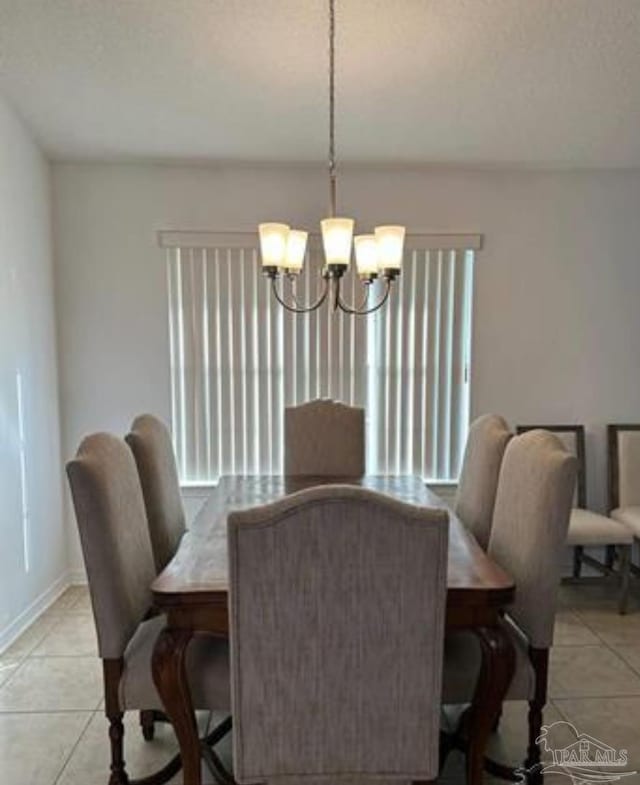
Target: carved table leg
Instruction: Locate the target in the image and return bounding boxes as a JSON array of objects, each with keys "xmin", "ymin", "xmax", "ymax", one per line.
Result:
[
  {"xmin": 152, "ymin": 627, "xmax": 201, "ymax": 785},
  {"xmin": 465, "ymin": 624, "xmax": 515, "ymax": 785}
]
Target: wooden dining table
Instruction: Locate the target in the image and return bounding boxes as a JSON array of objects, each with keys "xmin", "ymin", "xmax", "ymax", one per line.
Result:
[{"xmin": 151, "ymin": 475, "xmax": 516, "ymax": 785}]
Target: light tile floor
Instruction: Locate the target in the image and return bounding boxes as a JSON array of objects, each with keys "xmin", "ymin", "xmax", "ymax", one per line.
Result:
[{"xmin": 2, "ymin": 584, "xmax": 640, "ymax": 784}]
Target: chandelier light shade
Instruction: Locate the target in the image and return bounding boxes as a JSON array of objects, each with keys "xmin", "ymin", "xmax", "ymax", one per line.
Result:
[
  {"xmin": 321, "ymin": 217, "xmax": 354, "ymax": 269},
  {"xmin": 285, "ymin": 229, "xmax": 308, "ymax": 272},
  {"xmin": 257, "ymin": 0, "xmax": 405, "ymax": 315},
  {"xmin": 354, "ymin": 234, "xmax": 379, "ymax": 278},
  {"xmin": 259, "ymin": 223, "xmax": 290, "ymax": 269},
  {"xmin": 375, "ymin": 225, "xmax": 406, "ymax": 272}
]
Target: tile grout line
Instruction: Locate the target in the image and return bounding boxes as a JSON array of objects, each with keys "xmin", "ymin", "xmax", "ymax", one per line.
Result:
[
  {"xmin": 552, "ymin": 597, "xmax": 640, "ymax": 703},
  {"xmin": 0, "ymin": 600, "xmax": 86, "ymax": 683},
  {"xmin": 0, "ymin": 653, "xmax": 30, "ymax": 691},
  {"xmin": 53, "ymin": 709, "xmax": 97, "ymax": 785},
  {"xmin": 549, "ymin": 698, "xmax": 569, "ymax": 722},
  {"xmin": 572, "ymin": 609, "xmax": 628, "ymax": 648},
  {"xmin": 27, "ymin": 598, "xmax": 95, "ymax": 653},
  {"xmin": 571, "ymin": 606, "xmax": 640, "ymax": 676}
]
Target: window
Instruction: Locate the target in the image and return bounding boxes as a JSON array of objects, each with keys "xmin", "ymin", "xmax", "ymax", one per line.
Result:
[{"xmin": 161, "ymin": 231, "xmax": 478, "ymax": 484}]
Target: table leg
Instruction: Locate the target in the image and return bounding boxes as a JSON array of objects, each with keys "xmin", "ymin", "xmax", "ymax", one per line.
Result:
[
  {"xmin": 152, "ymin": 626, "xmax": 202, "ymax": 785},
  {"xmin": 465, "ymin": 624, "xmax": 515, "ymax": 785}
]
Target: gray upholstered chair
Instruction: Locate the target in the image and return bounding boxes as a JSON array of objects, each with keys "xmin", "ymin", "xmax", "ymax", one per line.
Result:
[
  {"xmin": 228, "ymin": 485, "xmax": 449, "ymax": 784},
  {"xmin": 126, "ymin": 414, "xmax": 186, "ymax": 574},
  {"xmin": 67, "ymin": 433, "xmax": 230, "ymax": 785},
  {"xmin": 609, "ymin": 423, "xmax": 640, "ymax": 544},
  {"xmin": 284, "ymin": 399, "xmax": 365, "ymax": 476},
  {"xmin": 443, "ymin": 430, "xmax": 576, "ymax": 781},
  {"xmin": 454, "ymin": 414, "xmax": 512, "ymax": 550},
  {"xmin": 518, "ymin": 424, "xmax": 632, "ymax": 613}
]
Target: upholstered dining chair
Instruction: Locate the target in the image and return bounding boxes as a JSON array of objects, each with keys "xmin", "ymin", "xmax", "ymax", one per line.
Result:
[
  {"xmin": 126, "ymin": 414, "xmax": 186, "ymax": 574},
  {"xmin": 284, "ymin": 398, "xmax": 365, "ymax": 476},
  {"xmin": 67, "ymin": 433, "xmax": 231, "ymax": 785},
  {"xmin": 228, "ymin": 485, "xmax": 449, "ymax": 784},
  {"xmin": 518, "ymin": 424, "xmax": 632, "ymax": 613},
  {"xmin": 454, "ymin": 414, "xmax": 512, "ymax": 550},
  {"xmin": 443, "ymin": 430, "xmax": 576, "ymax": 783},
  {"xmin": 609, "ymin": 423, "xmax": 640, "ymax": 544}
]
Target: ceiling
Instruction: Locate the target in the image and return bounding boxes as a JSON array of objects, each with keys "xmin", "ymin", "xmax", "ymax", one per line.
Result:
[{"xmin": 1, "ymin": 0, "xmax": 639, "ymax": 167}]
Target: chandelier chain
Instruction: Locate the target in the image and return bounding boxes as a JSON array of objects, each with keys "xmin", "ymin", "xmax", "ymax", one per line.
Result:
[{"xmin": 328, "ymin": 0, "xmax": 336, "ymax": 217}]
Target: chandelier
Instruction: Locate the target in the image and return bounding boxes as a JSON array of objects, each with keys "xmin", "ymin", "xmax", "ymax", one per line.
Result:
[{"xmin": 257, "ymin": 0, "xmax": 405, "ymax": 315}]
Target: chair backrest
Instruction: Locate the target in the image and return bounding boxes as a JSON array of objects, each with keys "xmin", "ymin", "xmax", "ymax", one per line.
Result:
[
  {"xmin": 488, "ymin": 430, "xmax": 577, "ymax": 649},
  {"xmin": 284, "ymin": 399, "xmax": 365, "ymax": 476},
  {"xmin": 66, "ymin": 433, "xmax": 157, "ymax": 660},
  {"xmin": 608, "ymin": 424, "xmax": 640, "ymax": 510},
  {"xmin": 228, "ymin": 485, "xmax": 448, "ymax": 784},
  {"xmin": 125, "ymin": 414, "xmax": 186, "ymax": 573},
  {"xmin": 454, "ymin": 414, "xmax": 512, "ymax": 549},
  {"xmin": 517, "ymin": 424, "xmax": 586, "ymax": 508}
]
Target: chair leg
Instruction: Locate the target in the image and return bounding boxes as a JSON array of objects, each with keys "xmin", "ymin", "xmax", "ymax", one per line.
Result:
[
  {"xmin": 525, "ymin": 648, "xmax": 549, "ymax": 785},
  {"xmin": 103, "ymin": 661, "xmax": 181, "ymax": 785},
  {"xmin": 108, "ymin": 713, "xmax": 130, "ymax": 785},
  {"xmin": 606, "ymin": 544, "xmax": 617, "ymax": 570},
  {"xmin": 618, "ymin": 545, "xmax": 632, "ymax": 615},
  {"xmin": 140, "ymin": 710, "xmax": 155, "ymax": 741},
  {"xmin": 572, "ymin": 546, "xmax": 583, "ymax": 578},
  {"xmin": 525, "ymin": 700, "xmax": 543, "ymax": 784}
]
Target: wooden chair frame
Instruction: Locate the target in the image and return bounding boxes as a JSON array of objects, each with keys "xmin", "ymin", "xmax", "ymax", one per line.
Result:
[
  {"xmin": 608, "ymin": 424, "xmax": 640, "ymax": 512},
  {"xmin": 103, "ymin": 654, "xmax": 232, "ymax": 785},
  {"xmin": 608, "ymin": 424, "xmax": 640, "ymax": 582},
  {"xmin": 444, "ymin": 638, "xmax": 548, "ymax": 785},
  {"xmin": 517, "ymin": 424, "xmax": 631, "ymax": 613}
]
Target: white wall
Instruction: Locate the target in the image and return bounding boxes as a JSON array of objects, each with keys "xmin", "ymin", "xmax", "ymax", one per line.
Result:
[
  {"xmin": 0, "ymin": 96, "xmax": 66, "ymax": 647},
  {"xmin": 52, "ymin": 162, "xmax": 640, "ymax": 571}
]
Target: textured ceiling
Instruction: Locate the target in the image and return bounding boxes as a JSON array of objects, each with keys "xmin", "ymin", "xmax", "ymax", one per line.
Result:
[{"xmin": 1, "ymin": 0, "xmax": 639, "ymax": 166}]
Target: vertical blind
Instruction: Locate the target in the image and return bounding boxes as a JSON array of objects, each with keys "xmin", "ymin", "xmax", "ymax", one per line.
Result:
[{"xmin": 161, "ymin": 231, "xmax": 479, "ymax": 484}]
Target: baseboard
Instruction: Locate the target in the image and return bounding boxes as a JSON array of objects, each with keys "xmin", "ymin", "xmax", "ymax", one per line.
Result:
[
  {"xmin": 67, "ymin": 568, "xmax": 87, "ymax": 585},
  {"xmin": 0, "ymin": 570, "xmax": 74, "ymax": 655}
]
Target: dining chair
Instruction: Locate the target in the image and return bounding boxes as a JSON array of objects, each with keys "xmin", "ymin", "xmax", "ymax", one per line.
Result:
[
  {"xmin": 284, "ymin": 398, "xmax": 365, "ymax": 476},
  {"xmin": 454, "ymin": 414, "xmax": 512, "ymax": 550},
  {"xmin": 228, "ymin": 484, "xmax": 449, "ymax": 784},
  {"xmin": 443, "ymin": 429, "xmax": 576, "ymax": 783},
  {"xmin": 518, "ymin": 424, "xmax": 632, "ymax": 613},
  {"xmin": 609, "ymin": 423, "xmax": 640, "ymax": 576},
  {"xmin": 126, "ymin": 414, "xmax": 186, "ymax": 574},
  {"xmin": 67, "ymin": 432, "xmax": 231, "ymax": 785}
]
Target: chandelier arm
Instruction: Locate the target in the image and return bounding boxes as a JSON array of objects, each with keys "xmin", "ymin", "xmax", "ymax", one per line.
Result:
[
  {"xmin": 287, "ymin": 275, "xmax": 311, "ymax": 310},
  {"xmin": 271, "ymin": 276, "xmax": 330, "ymax": 314},
  {"xmin": 336, "ymin": 278, "xmax": 392, "ymax": 316}
]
